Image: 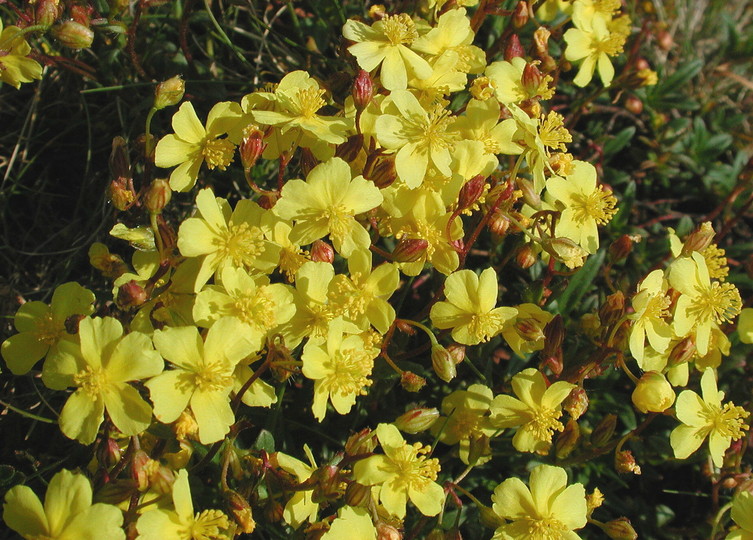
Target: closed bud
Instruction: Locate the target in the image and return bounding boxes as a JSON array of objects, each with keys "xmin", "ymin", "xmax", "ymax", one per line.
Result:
[
  {"xmin": 521, "ymin": 63, "xmax": 543, "ymax": 95},
  {"xmin": 516, "ymin": 177, "xmax": 541, "ymax": 209},
  {"xmin": 345, "ymin": 481, "xmax": 372, "ymax": 507},
  {"xmin": 313, "ymin": 465, "xmax": 345, "ymax": 503},
  {"xmin": 352, "ymin": 69, "xmax": 374, "ymax": 110},
  {"xmin": 52, "ymin": 20, "xmax": 94, "ymax": 49},
  {"xmin": 264, "ymin": 500, "xmax": 284, "ymax": 523},
  {"xmin": 467, "ymin": 432, "xmax": 491, "ymax": 465},
  {"xmin": 668, "ymin": 336, "xmax": 696, "ymax": 366},
  {"xmin": 392, "ymin": 238, "xmax": 428, "ymax": 263},
  {"xmin": 150, "ymin": 465, "xmax": 176, "ymax": 494},
  {"xmin": 154, "ymin": 76, "xmax": 185, "ymax": 110},
  {"xmin": 682, "ymin": 221, "xmax": 715, "ymax": 255},
  {"xmin": 69, "ymin": 4, "xmax": 91, "ymax": 26},
  {"xmin": 335, "ymin": 134, "xmax": 364, "ymax": 162},
  {"xmin": 512, "ymin": 1, "xmax": 529, "ymax": 28},
  {"xmin": 97, "ymin": 438, "xmax": 122, "ymax": 469},
  {"xmin": 609, "ymin": 234, "xmax": 633, "ymax": 262},
  {"xmin": 144, "ymin": 178, "xmax": 172, "ymax": 214},
  {"xmin": 504, "ymin": 34, "xmax": 525, "ymax": 61},
  {"xmin": 624, "ymin": 96, "xmax": 643, "ymax": 115},
  {"xmin": 657, "ymin": 29, "xmax": 673, "ymax": 51},
  {"xmin": 458, "ymin": 175, "xmax": 486, "ymax": 210},
  {"xmin": 515, "ymin": 244, "xmax": 537, "ymax": 269},
  {"xmin": 543, "ymin": 315, "xmax": 564, "ymax": 357},
  {"xmin": 400, "ymin": 370, "xmax": 427, "ymax": 392},
  {"xmin": 432, "ymin": 344, "xmax": 457, "ymax": 383},
  {"xmin": 447, "ymin": 343, "xmax": 466, "ymax": 364},
  {"xmin": 311, "ymin": 240, "xmax": 335, "ymax": 263},
  {"xmin": 300, "ymin": 147, "xmax": 318, "ymax": 178},
  {"xmin": 117, "ymin": 280, "xmax": 148, "ymax": 309},
  {"xmin": 599, "ymin": 291, "xmax": 625, "ymax": 329},
  {"xmin": 479, "ymin": 504, "xmax": 505, "ymax": 529},
  {"xmin": 615, "ymin": 450, "xmax": 641, "ymax": 475},
  {"xmin": 395, "ymin": 407, "xmax": 440, "ymax": 434},
  {"xmin": 591, "ymin": 414, "xmax": 617, "ymax": 447},
  {"xmin": 36, "ymin": 0, "xmax": 61, "ymax": 27},
  {"xmin": 239, "ymin": 129, "xmax": 267, "ymax": 172},
  {"xmin": 345, "ymin": 428, "xmax": 376, "ymax": 456},
  {"xmin": 376, "ymin": 522, "xmax": 402, "ymax": 540},
  {"xmin": 564, "ymin": 387, "xmax": 589, "ymax": 420},
  {"xmin": 543, "ymin": 237, "xmax": 587, "ymax": 269},
  {"xmin": 602, "ymin": 517, "xmax": 638, "ymax": 540},
  {"xmin": 225, "ymin": 490, "xmax": 256, "ymax": 534},
  {"xmin": 632, "ymin": 371, "xmax": 675, "ymax": 413},
  {"xmin": 131, "ymin": 450, "xmax": 155, "ymax": 491},
  {"xmin": 555, "ymin": 419, "xmax": 580, "ymax": 459},
  {"xmin": 488, "ymin": 210, "xmax": 511, "ymax": 237},
  {"xmin": 364, "ymin": 152, "xmax": 397, "ymax": 188},
  {"xmin": 108, "ymin": 176, "xmax": 136, "ymax": 211},
  {"xmin": 426, "ymin": 530, "xmax": 446, "ymax": 540}
]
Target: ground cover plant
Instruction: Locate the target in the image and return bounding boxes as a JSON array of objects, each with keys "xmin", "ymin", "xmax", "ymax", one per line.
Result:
[{"xmin": 1, "ymin": 0, "xmax": 752, "ymax": 538}]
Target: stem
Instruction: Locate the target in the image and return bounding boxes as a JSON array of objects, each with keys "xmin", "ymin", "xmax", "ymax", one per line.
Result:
[
  {"xmin": 397, "ymin": 318, "xmax": 439, "ymax": 346},
  {"xmin": 709, "ymin": 502, "xmax": 733, "ymax": 540},
  {"xmin": 0, "ymin": 399, "xmax": 55, "ymax": 423},
  {"xmin": 380, "ymin": 351, "xmax": 404, "ymax": 375},
  {"xmin": 144, "ymin": 106, "xmax": 157, "ymax": 160},
  {"xmin": 149, "ymin": 212, "xmax": 164, "ymax": 260}
]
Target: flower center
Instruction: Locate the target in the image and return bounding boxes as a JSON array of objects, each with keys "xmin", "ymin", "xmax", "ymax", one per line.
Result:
[
  {"xmin": 202, "ymin": 138, "xmax": 235, "ymax": 170},
  {"xmin": 642, "ymin": 293, "xmax": 671, "ymax": 320},
  {"xmin": 391, "ymin": 442, "xmax": 441, "ymax": 489},
  {"xmin": 217, "ymin": 222, "xmax": 267, "ymax": 268},
  {"xmin": 448, "ymin": 409, "xmax": 482, "ymax": 440},
  {"xmin": 525, "ymin": 517, "xmax": 570, "ymax": 540},
  {"xmin": 323, "ymin": 346, "xmax": 374, "ymax": 397},
  {"xmin": 195, "ymin": 362, "xmax": 233, "ymax": 393},
  {"xmin": 233, "ymin": 289, "xmax": 276, "ymax": 330},
  {"xmin": 323, "ymin": 205, "xmax": 352, "ymax": 240},
  {"xmin": 73, "ymin": 365, "xmax": 108, "ymax": 396},
  {"xmin": 33, "ymin": 312, "xmax": 64, "ymax": 346},
  {"xmin": 702, "ymin": 244, "xmax": 729, "ymax": 281},
  {"xmin": 523, "ymin": 407, "xmax": 564, "ymax": 443},
  {"xmin": 538, "ymin": 111, "xmax": 572, "ymax": 152},
  {"xmin": 184, "ymin": 509, "xmax": 230, "ymax": 540},
  {"xmin": 328, "ymin": 273, "xmax": 375, "ymax": 320},
  {"xmin": 688, "ymin": 281, "xmax": 742, "ymax": 326},
  {"xmin": 292, "ymin": 87, "xmax": 326, "ymax": 118},
  {"xmin": 467, "ymin": 312, "xmax": 506, "ymax": 344},
  {"xmin": 594, "ymin": 32, "xmax": 626, "ymax": 57},
  {"xmin": 704, "ymin": 402, "xmax": 750, "ymax": 440},
  {"xmin": 380, "ymin": 14, "xmax": 418, "ymax": 46},
  {"xmin": 570, "ymin": 187, "xmax": 618, "ymax": 226}
]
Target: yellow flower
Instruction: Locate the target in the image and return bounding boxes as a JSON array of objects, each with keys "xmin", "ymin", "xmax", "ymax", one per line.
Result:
[
  {"xmin": 321, "ymin": 506, "xmax": 376, "ymax": 539},
  {"xmin": 155, "ymin": 101, "xmax": 244, "ymax": 191},
  {"xmin": 275, "ymin": 447, "xmax": 319, "ymax": 528},
  {"xmin": 41, "ymin": 317, "xmax": 163, "ymax": 445},
  {"xmin": 136, "ymin": 469, "xmax": 230, "ymax": 540},
  {"xmin": 146, "ymin": 317, "xmax": 255, "ymax": 444},
  {"xmin": 343, "ymin": 14, "xmax": 432, "ymax": 91},
  {"xmin": 0, "ymin": 21, "xmax": 43, "ymax": 89},
  {"xmin": 2, "ymin": 282, "xmax": 95, "ymax": 375},
  {"xmin": 3, "ymin": 469, "xmax": 124, "ymax": 540},
  {"xmin": 670, "ymin": 368, "xmax": 749, "ymax": 467},
  {"xmin": 727, "ymin": 491, "xmax": 753, "ymax": 540},
  {"xmin": 279, "ymin": 261, "xmax": 339, "ymax": 347},
  {"xmin": 564, "ymin": 15, "xmax": 627, "ymax": 87},
  {"xmin": 668, "ymin": 252, "xmax": 742, "ymax": 356},
  {"xmin": 302, "ymin": 317, "xmax": 379, "ymax": 421},
  {"xmin": 500, "ymin": 303, "xmax": 553, "ymax": 356},
  {"xmin": 546, "ymin": 160, "xmax": 617, "ymax": 253},
  {"xmin": 353, "ymin": 423, "xmax": 444, "ymax": 518},
  {"xmin": 738, "ymin": 307, "xmax": 753, "ymax": 344},
  {"xmin": 250, "ymin": 71, "xmax": 351, "ymax": 145},
  {"xmin": 375, "ymin": 90, "xmax": 458, "ymax": 188},
  {"xmin": 628, "ymin": 269, "xmax": 673, "ymax": 366},
  {"xmin": 432, "ymin": 384, "xmax": 500, "ymax": 464},
  {"xmin": 491, "ymin": 464, "xmax": 587, "ymax": 540},
  {"xmin": 491, "ymin": 368, "xmax": 575, "ymax": 454},
  {"xmin": 430, "ymin": 267, "xmax": 517, "ymax": 346},
  {"xmin": 273, "ymin": 157, "xmax": 383, "ymax": 257},
  {"xmin": 485, "ymin": 57, "xmax": 555, "ymax": 104},
  {"xmin": 177, "ymin": 187, "xmax": 281, "ymax": 292}
]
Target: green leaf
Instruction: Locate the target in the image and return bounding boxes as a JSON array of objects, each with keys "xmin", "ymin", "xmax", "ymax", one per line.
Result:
[
  {"xmin": 253, "ymin": 429, "xmax": 275, "ymax": 453},
  {"xmin": 555, "ymin": 250, "xmax": 606, "ymax": 316},
  {"xmin": 603, "ymin": 126, "xmax": 636, "ymax": 159}
]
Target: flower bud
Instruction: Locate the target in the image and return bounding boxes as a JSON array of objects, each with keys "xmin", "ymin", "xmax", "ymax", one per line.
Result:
[
  {"xmin": 515, "ymin": 244, "xmax": 537, "ymax": 269},
  {"xmin": 335, "ymin": 134, "xmax": 364, "ymax": 162},
  {"xmin": 488, "ymin": 210, "xmax": 511, "ymax": 237},
  {"xmin": 599, "ymin": 291, "xmax": 625, "ymax": 329},
  {"xmin": 533, "ymin": 27, "xmax": 551, "ymax": 55},
  {"xmin": 458, "ymin": 175, "xmax": 486, "ymax": 210},
  {"xmin": 521, "ymin": 62, "xmax": 544, "ymax": 95},
  {"xmin": 432, "ymin": 344, "xmax": 456, "ymax": 383},
  {"xmin": 117, "ymin": 280, "xmax": 148, "ymax": 309},
  {"xmin": 364, "ymin": 152, "xmax": 397, "ymax": 188},
  {"xmin": 682, "ymin": 221, "xmax": 715, "ymax": 255},
  {"xmin": 602, "ymin": 517, "xmax": 638, "ymax": 540},
  {"xmin": 144, "ymin": 178, "xmax": 172, "ymax": 214},
  {"xmin": 615, "ymin": 449, "xmax": 641, "ymax": 475},
  {"xmin": 555, "ymin": 419, "xmax": 580, "ymax": 459},
  {"xmin": 591, "ymin": 414, "xmax": 617, "ymax": 447},
  {"xmin": 36, "ymin": 0, "xmax": 61, "ymax": 27},
  {"xmin": 51, "ymin": 20, "xmax": 94, "ymax": 49},
  {"xmin": 312, "ymin": 465, "xmax": 345, "ymax": 503},
  {"xmin": 479, "ymin": 504, "xmax": 506, "ymax": 529},
  {"xmin": 376, "ymin": 522, "xmax": 402, "ymax": 540},
  {"xmin": 447, "ymin": 343, "xmax": 466, "ymax": 364},
  {"xmin": 300, "ymin": 147, "xmax": 318, "ymax": 178},
  {"xmin": 97, "ymin": 437, "xmax": 122, "ymax": 469},
  {"xmin": 467, "ymin": 432, "xmax": 491, "ymax": 465},
  {"xmin": 225, "ymin": 490, "xmax": 256, "ymax": 533},
  {"xmin": 239, "ymin": 128, "xmax": 267, "ymax": 172},
  {"xmin": 108, "ymin": 176, "xmax": 136, "ymax": 211},
  {"xmin": 543, "ymin": 315, "xmax": 564, "ymax": 357},
  {"xmin": 632, "ymin": 371, "xmax": 675, "ymax": 413},
  {"xmin": 395, "ymin": 407, "xmax": 440, "ymax": 434},
  {"xmin": 264, "ymin": 500, "xmax": 284, "ymax": 523},
  {"xmin": 657, "ymin": 29, "xmax": 673, "ymax": 51},
  {"xmin": 426, "ymin": 530, "xmax": 446, "ymax": 540},
  {"xmin": 504, "ymin": 34, "xmax": 525, "ymax": 60},
  {"xmin": 391, "ymin": 238, "xmax": 428, "ymax": 263},
  {"xmin": 345, "ymin": 481, "xmax": 372, "ymax": 507},
  {"xmin": 516, "ymin": 177, "xmax": 541, "ymax": 209},
  {"xmin": 542, "ymin": 237, "xmax": 587, "ymax": 269},
  {"xmin": 512, "ymin": 1, "xmax": 529, "ymax": 28},
  {"xmin": 131, "ymin": 450, "xmax": 156, "ymax": 491},
  {"xmin": 345, "ymin": 428, "xmax": 376, "ymax": 456},
  {"xmin": 564, "ymin": 387, "xmax": 589, "ymax": 420},
  {"xmin": 400, "ymin": 370, "xmax": 427, "ymax": 392},
  {"xmin": 352, "ymin": 69, "xmax": 374, "ymax": 110},
  {"xmin": 609, "ymin": 234, "xmax": 633, "ymax": 262},
  {"xmin": 624, "ymin": 96, "xmax": 643, "ymax": 115},
  {"xmin": 153, "ymin": 75, "xmax": 185, "ymax": 110},
  {"xmin": 668, "ymin": 336, "xmax": 696, "ymax": 367},
  {"xmin": 311, "ymin": 240, "xmax": 335, "ymax": 263}
]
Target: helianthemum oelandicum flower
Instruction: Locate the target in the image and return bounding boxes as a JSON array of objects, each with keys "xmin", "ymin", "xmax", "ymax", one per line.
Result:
[
  {"xmin": 727, "ymin": 491, "xmax": 753, "ymax": 540},
  {"xmin": 353, "ymin": 423, "xmax": 444, "ymax": 518},
  {"xmin": 628, "ymin": 269, "xmax": 673, "ymax": 366},
  {"xmin": 302, "ymin": 317, "xmax": 379, "ymax": 421},
  {"xmin": 491, "ymin": 464, "xmax": 588, "ymax": 540},
  {"xmin": 0, "ymin": 20, "xmax": 43, "ymax": 88},
  {"xmin": 670, "ymin": 368, "xmax": 749, "ymax": 467},
  {"xmin": 491, "ymin": 368, "xmax": 575, "ymax": 454},
  {"xmin": 177, "ymin": 187, "xmax": 281, "ymax": 292},
  {"xmin": 668, "ymin": 251, "xmax": 742, "ymax": 356},
  {"xmin": 275, "ymin": 446, "xmax": 319, "ymax": 528},
  {"xmin": 2, "ymin": 281, "xmax": 95, "ymax": 375},
  {"xmin": 146, "ymin": 317, "xmax": 255, "ymax": 444},
  {"xmin": 342, "ymin": 14, "xmax": 432, "ymax": 91},
  {"xmin": 136, "ymin": 469, "xmax": 230, "ymax": 539},
  {"xmin": 563, "ymin": 12, "xmax": 628, "ymax": 87},
  {"xmin": 41, "ymin": 317, "xmax": 163, "ymax": 445},
  {"xmin": 545, "ymin": 160, "xmax": 618, "ymax": 254},
  {"xmin": 2, "ymin": 469, "xmax": 125, "ymax": 540},
  {"xmin": 273, "ymin": 157, "xmax": 383, "ymax": 257},
  {"xmin": 375, "ymin": 90, "xmax": 459, "ymax": 189},
  {"xmin": 155, "ymin": 101, "xmax": 243, "ymax": 191},
  {"xmin": 430, "ymin": 267, "xmax": 517, "ymax": 346},
  {"xmin": 321, "ymin": 506, "xmax": 376, "ymax": 540}
]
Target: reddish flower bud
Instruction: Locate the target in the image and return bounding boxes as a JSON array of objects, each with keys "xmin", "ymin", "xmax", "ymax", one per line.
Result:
[
  {"xmin": 36, "ymin": 0, "xmax": 61, "ymax": 27},
  {"xmin": 602, "ymin": 517, "xmax": 638, "ymax": 540},
  {"xmin": 517, "ymin": 177, "xmax": 541, "ymax": 209},
  {"xmin": 69, "ymin": 4, "xmax": 91, "ymax": 26},
  {"xmin": 512, "ymin": 1, "xmax": 529, "ymax": 28},
  {"xmin": 458, "ymin": 175, "xmax": 486, "ymax": 210},
  {"xmin": 521, "ymin": 62, "xmax": 543, "ymax": 95},
  {"xmin": 624, "ymin": 96, "xmax": 643, "ymax": 115},
  {"xmin": 144, "ymin": 178, "xmax": 172, "ymax": 214},
  {"xmin": 515, "ymin": 244, "xmax": 537, "ymax": 269},
  {"xmin": 668, "ymin": 336, "xmax": 696, "ymax": 367},
  {"xmin": 345, "ymin": 481, "xmax": 372, "ymax": 507},
  {"xmin": 364, "ymin": 152, "xmax": 397, "ymax": 188},
  {"xmin": 311, "ymin": 240, "xmax": 335, "ymax": 263},
  {"xmin": 394, "ymin": 407, "xmax": 440, "ymax": 434},
  {"xmin": 447, "ymin": 343, "xmax": 466, "ymax": 364},
  {"xmin": 391, "ymin": 238, "xmax": 428, "ymax": 263},
  {"xmin": 400, "ymin": 371, "xmax": 427, "ymax": 392},
  {"xmin": 344, "ymin": 428, "xmax": 376, "ymax": 456},
  {"xmin": 599, "ymin": 291, "xmax": 625, "ymax": 329},
  {"xmin": 564, "ymin": 387, "xmax": 589, "ymax": 420},
  {"xmin": 555, "ymin": 419, "xmax": 580, "ymax": 459},
  {"xmin": 591, "ymin": 414, "xmax": 617, "ymax": 447},
  {"xmin": 352, "ymin": 69, "xmax": 374, "ymax": 110},
  {"xmin": 108, "ymin": 176, "xmax": 136, "ymax": 211},
  {"xmin": 117, "ymin": 280, "xmax": 148, "ymax": 309},
  {"xmin": 239, "ymin": 128, "xmax": 267, "ymax": 172},
  {"xmin": 335, "ymin": 134, "xmax": 364, "ymax": 162},
  {"xmin": 682, "ymin": 221, "xmax": 715, "ymax": 255},
  {"xmin": 609, "ymin": 234, "xmax": 633, "ymax": 262},
  {"xmin": 504, "ymin": 34, "xmax": 525, "ymax": 61},
  {"xmin": 488, "ymin": 210, "xmax": 511, "ymax": 237},
  {"xmin": 97, "ymin": 437, "xmax": 122, "ymax": 469},
  {"xmin": 225, "ymin": 490, "xmax": 256, "ymax": 534},
  {"xmin": 432, "ymin": 344, "xmax": 456, "ymax": 383},
  {"xmin": 615, "ymin": 450, "xmax": 642, "ymax": 475}
]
